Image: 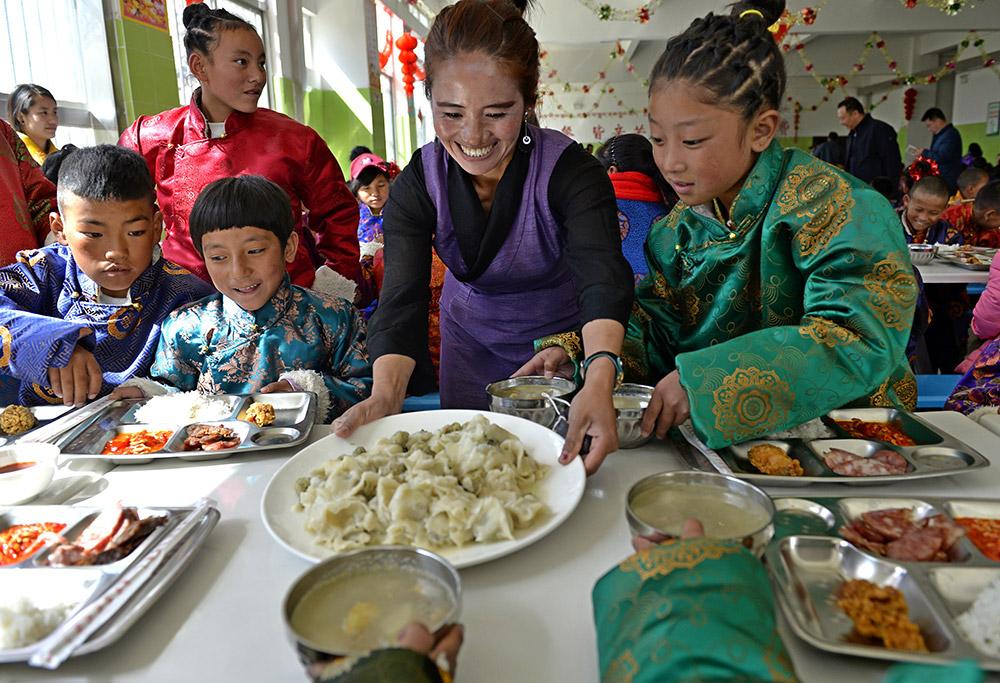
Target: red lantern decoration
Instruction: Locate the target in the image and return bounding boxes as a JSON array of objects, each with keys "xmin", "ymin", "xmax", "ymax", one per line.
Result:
[
  {"xmin": 396, "ymin": 32, "xmax": 419, "ymax": 97},
  {"xmin": 903, "ymin": 87, "xmax": 917, "ymax": 121},
  {"xmin": 378, "ymin": 30, "xmax": 392, "ymax": 71}
]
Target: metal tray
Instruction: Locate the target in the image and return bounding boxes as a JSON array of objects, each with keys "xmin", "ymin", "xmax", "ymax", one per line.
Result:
[
  {"xmin": 0, "ymin": 405, "xmax": 75, "ymax": 447},
  {"xmin": 767, "ymin": 496, "xmax": 1000, "ymax": 670},
  {"xmin": 0, "ymin": 504, "xmax": 219, "ymax": 663},
  {"xmin": 53, "ymin": 392, "xmax": 316, "ymax": 464},
  {"xmin": 936, "ymin": 252, "xmax": 992, "ymax": 270},
  {"xmin": 716, "ymin": 408, "xmax": 988, "ymax": 486}
]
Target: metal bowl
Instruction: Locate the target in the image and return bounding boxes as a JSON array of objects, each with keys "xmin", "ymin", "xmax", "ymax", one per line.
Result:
[
  {"xmin": 282, "ymin": 546, "xmax": 461, "ymax": 666},
  {"xmin": 908, "ymin": 243, "xmax": 937, "ymax": 265},
  {"xmin": 486, "ymin": 376, "xmax": 576, "ymax": 428},
  {"xmin": 614, "ymin": 383, "xmax": 653, "ymax": 449},
  {"xmin": 626, "ymin": 471, "xmax": 775, "ymax": 556}
]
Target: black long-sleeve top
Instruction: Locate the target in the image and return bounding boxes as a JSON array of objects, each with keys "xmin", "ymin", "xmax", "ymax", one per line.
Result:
[{"xmin": 368, "ymin": 139, "xmax": 634, "ymax": 392}]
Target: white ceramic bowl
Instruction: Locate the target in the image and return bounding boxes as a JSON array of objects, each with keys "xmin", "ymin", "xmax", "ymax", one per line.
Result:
[
  {"xmin": 0, "ymin": 443, "xmax": 58, "ymax": 505},
  {"xmin": 908, "ymin": 243, "xmax": 937, "ymax": 265}
]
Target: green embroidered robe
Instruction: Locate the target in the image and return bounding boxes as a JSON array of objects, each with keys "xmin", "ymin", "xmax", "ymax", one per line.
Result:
[{"xmin": 542, "ymin": 141, "xmax": 918, "ymax": 449}]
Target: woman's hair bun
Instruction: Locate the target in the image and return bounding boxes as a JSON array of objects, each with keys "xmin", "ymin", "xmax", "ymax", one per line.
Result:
[
  {"xmin": 182, "ymin": 2, "xmax": 212, "ymax": 29},
  {"xmin": 730, "ymin": 0, "xmax": 785, "ymax": 27},
  {"xmin": 509, "ymin": 0, "xmax": 533, "ymax": 16}
]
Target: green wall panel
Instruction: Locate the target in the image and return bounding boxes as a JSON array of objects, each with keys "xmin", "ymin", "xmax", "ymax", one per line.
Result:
[{"xmin": 304, "ymin": 88, "xmax": 377, "ymax": 177}]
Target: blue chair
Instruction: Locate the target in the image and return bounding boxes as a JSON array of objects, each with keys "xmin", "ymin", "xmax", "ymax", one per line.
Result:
[
  {"xmin": 967, "ymin": 283, "xmax": 986, "ymax": 296},
  {"xmin": 915, "ymin": 374, "xmax": 962, "ymax": 410},
  {"xmin": 401, "ymin": 392, "xmax": 441, "ymax": 412}
]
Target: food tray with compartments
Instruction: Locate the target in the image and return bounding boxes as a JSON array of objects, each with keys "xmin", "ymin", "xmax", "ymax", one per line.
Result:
[
  {"xmin": 0, "ymin": 405, "xmax": 75, "ymax": 448},
  {"xmin": 716, "ymin": 408, "xmax": 988, "ymax": 486},
  {"xmin": 936, "ymin": 248, "xmax": 995, "ymax": 270},
  {"xmin": 0, "ymin": 504, "xmax": 219, "ymax": 663},
  {"xmin": 51, "ymin": 392, "xmax": 316, "ymax": 464},
  {"xmin": 766, "ymin": 495, "xmax": 1000, "ymax": 670}
]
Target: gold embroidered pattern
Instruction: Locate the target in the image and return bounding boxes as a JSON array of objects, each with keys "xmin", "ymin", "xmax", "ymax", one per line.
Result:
[
  {"xmin": 107, "ymin": 305, "xmax": 142, "ymax": 340},
  {"xmin": 894, "ymin": 374, "xmax": 918, "ymax": 410},
  {"xmin": 31, "ymin": 383, "xmax": 61, "ymax": 404},
  {"xmin": 535, "ymin": 331, "xmax": 583, "ymax": 362},
  {"xmin": 618, "ymin": 539, "xmax": 742, "ymax": 580},
  {"xmin": 712, "ymin": 367, "xmax": 794, "ymax": 442},
  {"xmin": 0, "ymin": 326, "xmax": 10, "ymax": 369},
  {"xmin": 680, "ymin": 284, "xmax": 700, "ymax": 330},
  {"xmin": 605, "ymin": 650, "xmax": 639, "ymax": 683},
  {"xmin": 775, "ymin": 164, "xmax": 853, "ymax": 257},
  {"xmin": 15, "ymin": 249, "xmax": 46, "ymax": 268},
  {"xmin": 863, "ymin": 252, "xmax": 917, "ymax": 332},
  {"xmin": 162, "ymin": 261, "xmax": 191, "ymax": 276},
  {"xmin": 798, "ymin": 316, "xmax": 861, "ymax": 347}
]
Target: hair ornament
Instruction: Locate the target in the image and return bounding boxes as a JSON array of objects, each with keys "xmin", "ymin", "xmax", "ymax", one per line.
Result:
[{"xmin": 739, "ymin": 9, "xmax": 764, "ymax": 19}]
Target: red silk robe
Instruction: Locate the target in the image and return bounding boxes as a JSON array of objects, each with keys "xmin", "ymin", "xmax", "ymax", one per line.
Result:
[{"xmin": 119, "ymin": 91, "xmax": 359, "ymax": 287}]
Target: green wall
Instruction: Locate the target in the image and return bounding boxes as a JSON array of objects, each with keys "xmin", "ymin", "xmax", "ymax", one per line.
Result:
[
  {"xmin": 107, "ymin": 18, "xmax": 179, "ymax": 132},
  {"xmin": 955, "ymin": 122, "xmax": 998, "ymax": 162},
  {"xmin": 304, "ymin": 87, "xmax": 381, "ymax": 177},
  {"xmin": 777, "ymin": 137, "xmax": 812, "ymax": 152}
]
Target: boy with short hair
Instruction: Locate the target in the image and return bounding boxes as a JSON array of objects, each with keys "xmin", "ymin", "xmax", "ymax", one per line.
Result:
[
  {"xmin": 0, "ymin": 145, "xmax": 213, "ymax": 406},
  {"xmin": 945, "ymin": 179, "xmax": 1000, "ymax": 249},
  {"xmin": 899, "ymin": 175, "xmax": 962, "ymax": 245},
  {"xmin": 945, "ymin": 168, "xmax": 992, "ymax": 245},
  {"xmin": 119, "ymin": 175, "xmax": 372, "ymax": 421}
]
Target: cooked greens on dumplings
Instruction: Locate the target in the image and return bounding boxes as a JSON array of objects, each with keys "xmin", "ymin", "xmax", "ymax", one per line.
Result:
[{"xmin": 293, "ymin": 415, "xmax": 550, "ymax": 551}]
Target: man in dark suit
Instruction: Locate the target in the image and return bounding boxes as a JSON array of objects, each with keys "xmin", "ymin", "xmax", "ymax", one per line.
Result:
[
  {"xmin": 837, "ymin": 96, "xmax": 903, "ymax": 185},
  {"xmin": 919, "ymin": 107, "xmax": 963, "ymax": 193}
]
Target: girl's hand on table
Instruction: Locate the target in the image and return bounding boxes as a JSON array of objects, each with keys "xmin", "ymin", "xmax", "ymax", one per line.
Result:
[
  {"xmin": 512, "ymin": 346, "xmax": 575, "ymax": 379},
  {"xmin": 631, "ymin": 518, "xmax": 705, "ymax": 552},
  {"xmin": 331, "ymin": 393, "xmax": 402, "ymax": 437},
  {"xmin": 397, "ymin": 622, "xmax": 464, "ymax": 676},
  {"xmin": 109, "ymin": 385, "xmax": 145, "ymax": 400},
  {"xmin": 563, "ymin": 381, "xmax": 618, "ymax": 475},
  {"xmin": 47, "ymin": 332, "xmax": 103, "ymax": 407},
  {"xmin": 641, "ymin": 370, "xmax": 690, "ymax": 439},
  {"xmin": 260, "ymin": 380, "xmax": 294, "ymax": 393}
]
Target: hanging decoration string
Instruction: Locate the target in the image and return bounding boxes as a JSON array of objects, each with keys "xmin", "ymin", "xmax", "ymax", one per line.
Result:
[
  {"xmin": 569, "ymin": 0, "xmax": 827, "ymax": 25},
  {"xmin": 899, "ymin": 0, "xmax": 980, "ymax": 14}
]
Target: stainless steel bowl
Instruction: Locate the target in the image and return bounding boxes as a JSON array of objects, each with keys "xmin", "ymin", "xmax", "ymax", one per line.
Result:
[
  {"xmin": 626, "ymin": 471, "xmax": 775, "ymax": 556},
  {"xmin": 282, "ymin": 546, "xmax": 461, "ymax": 666},
  {"xmin": 908, "ymin": 243, "xmax": 937, "ymax": 265},
  {"xmin": 486, "ymin": 376, "xmax": 576, "ymax": 428},
  {"xmin": 614, "ymin": 383, "xmax": 653, "ymax": 449}
]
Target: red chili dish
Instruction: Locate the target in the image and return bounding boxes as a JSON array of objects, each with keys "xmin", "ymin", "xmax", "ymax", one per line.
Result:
[
  {"xmin": 101, "ymin": 430, "xmax": 173, "ymax": 456},
  {"xmin": 0, "ymin": 522, "xmax": 66, "ymax": 565},
  {"xmin": 0, "ymin": 461, "xmax": 35, "ymax": 475},
  {"xmin": 953, "ymin": 517, "xmax": 1000, "ymax": 562},
  {"xmin": 832, "ymin": 419, "xmax": 916, "ymax": 447}
]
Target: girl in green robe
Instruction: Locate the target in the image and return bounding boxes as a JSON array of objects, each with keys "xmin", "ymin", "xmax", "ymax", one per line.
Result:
[{"xmin": 526, "ymin": 0, "xmax": 917, "ymax": 454}]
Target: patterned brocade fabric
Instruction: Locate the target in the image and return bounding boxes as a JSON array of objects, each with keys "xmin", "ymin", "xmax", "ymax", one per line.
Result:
[
  {"xmin": 538, "ymin": 141, "xmax": 917, "ymax": 448},
  {"xmin": 592, "ymin": 538, "xmax": 798, "ymax": 683}
]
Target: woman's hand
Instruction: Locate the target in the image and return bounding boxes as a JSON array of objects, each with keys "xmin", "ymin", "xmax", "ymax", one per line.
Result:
[
  {"xmin": 512, "ymin": 346, "xmax": 575, "ymax": 379},
  {"xmin": 397, "ymin": 622, "xmax": 464, "ymax": 675},
  {"xmin": 331, "ymin": 354, "xmax": 414, "ymax": 437},
  {"xmin": 640, "ymin": 370, "xmax": 690, "ymax": 439},
  {"xmin": 631, "ymin": 518, "xmax": 705, "ymax": 552},
  {"xmin": 331, "ymin": 393, "xmax": 402, "ymax": 437},
  {"xmin": 562, "ymin": 375, "xmax": 619, "ymax": 476}
]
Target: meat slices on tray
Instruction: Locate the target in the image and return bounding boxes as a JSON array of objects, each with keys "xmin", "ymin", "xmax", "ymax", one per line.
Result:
[
  {"xmin": 45, "ymin": 504, "xmax": 168, "ymax": 566},
  {"xmin": 182, "ymin": 424, "xmax": 241, "ymax": 451},
  {"xmin": 838, "ymin": 508, "xmax": 966, "ymax": 562},
  {"xmin": 821, "ymin": 447, "xmax": 908, "ymax": 476}
]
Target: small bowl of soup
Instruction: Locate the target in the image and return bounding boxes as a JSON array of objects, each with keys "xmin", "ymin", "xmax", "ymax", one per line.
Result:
[
  {"xmin": 626, "ymin": 471, "xmax": 775, "ymax": 556},
  {"xmin": 283, "ymin": 546, "xmax": 461, "ymax": 666},
  {"xmin": 0, "ymin": 443, "xmax": 58, "ymax": 505},
  {"xmin": 613, "ymin": 384, "xmax": 654, "ymax": 449},
  {"xmin": 486, "ymin": 376, "xmax": 576, "ymax": 429}
]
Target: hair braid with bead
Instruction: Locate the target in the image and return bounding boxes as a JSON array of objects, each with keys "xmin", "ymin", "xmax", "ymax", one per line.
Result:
[{"xmin": 649, "ymin": 0, "xmax": 786, "ymax": 121}]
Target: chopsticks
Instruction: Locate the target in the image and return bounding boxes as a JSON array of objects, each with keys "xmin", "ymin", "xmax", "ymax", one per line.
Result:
[
  {"xmin": 28, "ymin": 497, "xmax": 217, "ymax": 670},
  {"xmin": 15, "ymin": 396, "xmax": 117, "ymax": 447},
  {"xmin": 676, "ymin": 422, "xmax": 734, "ymax": 475}
]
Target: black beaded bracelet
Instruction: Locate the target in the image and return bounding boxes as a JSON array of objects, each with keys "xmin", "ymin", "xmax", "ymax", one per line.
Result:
[{"xmin": 580, "ymin": 351, "xmax": 624, "ymax": 390}]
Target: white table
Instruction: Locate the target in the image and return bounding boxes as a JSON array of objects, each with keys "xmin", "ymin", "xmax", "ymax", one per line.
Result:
[
  {"xmin": 3, "ymin": 412, "xmax": 1000, "ymax": 682},
  {"xmin": 915, "ymin": 260, "xmax": 990, "ymax": 284}
]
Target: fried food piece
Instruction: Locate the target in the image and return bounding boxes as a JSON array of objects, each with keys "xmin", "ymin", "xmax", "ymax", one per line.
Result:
[
  {"xmin": 0, "ymin": 405, "xmax": 37, "ymax": 435},
  {"xmin": 246, "ymin": 402, "xmax": 275, "ymax": 427},
  {"xmin": 343, "ymin": 602, "xmax": 379, "ymax": 636},
  {"xmin": 747, "ymin": 443, "xmax": 804, "ymax": 476},
  {"xmin": 838, "ymin": 579, "xmax": 928, "ymax": 652}
]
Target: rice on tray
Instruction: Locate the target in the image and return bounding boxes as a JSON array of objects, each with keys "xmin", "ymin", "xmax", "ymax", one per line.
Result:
[
  {"xmin": 955, "ymin": 574, "xmax": 1000, "ymax": 658},
  {"xmin": 0, "ymin": 598, "xmax": 73, "ymax": 650},
  {"xmin": 133, "ymin": 392, "xmax": 232, "ymax": 424}
]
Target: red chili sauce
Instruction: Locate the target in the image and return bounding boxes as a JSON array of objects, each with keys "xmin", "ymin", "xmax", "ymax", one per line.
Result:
[
  {"xmin": 0, "ymin": 461, "xmax": 35, "ymax": 475},
  {"xmin": 832, "ymin": 419, "xmax": 916, "ymax": 447},
  {"xmin": 101, "ymin": 430, "xmax": 173, "ymax": 455},
  {"xmin": 0, "ymin": 522, "xmax": 66, "ymax": 565},
  {"xmin": 954, "ymin": 517, "xmax": 1000, "ymax": 562}
]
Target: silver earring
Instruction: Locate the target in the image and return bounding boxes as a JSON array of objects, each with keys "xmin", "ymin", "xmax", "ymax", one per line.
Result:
[{"xmin": 521, "ymin": 115, "xmax": 532, "ymax": 146}]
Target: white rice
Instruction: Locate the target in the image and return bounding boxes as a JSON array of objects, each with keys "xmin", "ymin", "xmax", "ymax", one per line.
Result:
[
  {"xmin": 956, "ymin": 573, "xmax": 1000, "ymax": 657},
  {"xmin": 765, "ymin": 418, "xmax": 835, "ymax": 441},
  {"xmin": 0, "ymin": 598, "xmax": 74, "ymax": 650},
  {"xmin": 133, "ymin": 391, "xmax": 233, "ymax": 424}
]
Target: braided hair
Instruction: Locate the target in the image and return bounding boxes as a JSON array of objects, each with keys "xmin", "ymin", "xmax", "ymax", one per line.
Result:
[
  {"xmin": 596, "ymin": 134, "xmax": 677, "ymax": 204},
  {"xmin": 182, "ymin": 3, "xmax": 255, "ymax": 59},
  {"xmin": 649, "ymin": 0, "xmax": 786, "ymax": 121}
]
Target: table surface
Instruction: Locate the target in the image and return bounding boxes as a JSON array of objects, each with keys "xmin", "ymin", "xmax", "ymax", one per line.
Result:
[
  {"xmin": 915, "ymin": 259, "xmax": 990, "ymax": 284},
  {"xmin": 4, "ymin": 412, "xmax": 1000, "ymax": 682}
]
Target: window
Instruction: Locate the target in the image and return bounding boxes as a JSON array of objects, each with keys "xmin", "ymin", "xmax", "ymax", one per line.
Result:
[{"xmin": 1, "ymin": 0, "xmax": 118, "ymax": 146}]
